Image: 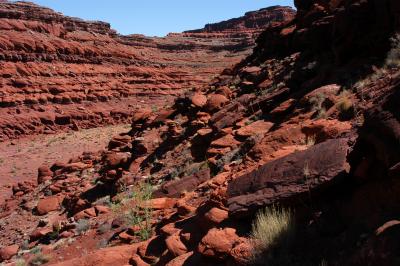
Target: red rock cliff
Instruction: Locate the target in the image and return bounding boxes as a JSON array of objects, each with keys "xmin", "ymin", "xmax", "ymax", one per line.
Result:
[{"xmin": 0, "ymin": 2, "xmax": 295, "ymax": 141}]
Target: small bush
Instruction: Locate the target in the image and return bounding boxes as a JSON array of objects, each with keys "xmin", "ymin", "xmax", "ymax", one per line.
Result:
[
  {"xmin": 29, "ymin": 252, "xmax": 51, "ymax": 266},
  {"xmin": 305, "ymin": 135, "xmax": 316, "ymax": 147},
  {"xmin": 29, "ymin": 246, "xmax": 41, "ymax": 255},
  {"xmin": 110, "ymin": 182, "xmax": 154, "ymax": 242},
  {"xmin": 251, "ymin": 205, "xmax": 295, "ymax": 263},
  {"xmin": 97, "ymin": 238, "xmax": 109, "ymax": 249},
  {"xmin": 310, "ymin": 93, "xmax": 327, "ymax": 119},
  {"xmin": 337, "ymin": 90, "xmax": 355, "ymax": 119},
  {"xmin": 124, "ymin": 182, "xmax": 153, "ymax": 241},
  {"xmin": 385, "ymin": 33, "xmax": 400, "ymax": 68},
  {"xmin": 76, "ymin": 219, "xmax": 90, "ymax": 235},
  {"xmin": 15, "ymin": 259, "xmax": 27, "ymax": 266},
  {"xmin": 97, "ymin": 222, "xmax": 111, "ymax": 234}
]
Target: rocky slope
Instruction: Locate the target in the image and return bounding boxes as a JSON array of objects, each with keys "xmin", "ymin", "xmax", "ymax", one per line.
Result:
[
  {"xmin": 0, "ymin": 1, "xmax": 294, "ymax": 141},
  {"xmin": 1, "ymin": 0, "xmax": 400, "ymax": 265}
]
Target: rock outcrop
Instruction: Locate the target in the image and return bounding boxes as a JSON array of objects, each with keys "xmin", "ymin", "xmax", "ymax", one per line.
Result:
[{"xmin": 228, "ymin": 138, "xmax": 351, "ymax": 217}]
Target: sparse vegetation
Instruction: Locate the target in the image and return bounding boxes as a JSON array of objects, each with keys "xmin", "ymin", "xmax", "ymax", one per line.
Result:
[
  {"xmin": 310, "ymin": 93, "xmax": 327, "ymax": 119},
  {"xmin": 75, "ymin": 219, "xmax": 90, "ymax": 234},
  {"xmin": 214, "ymin": 147, "xmax": 244, "ymax": 173},
  {"xmin": 250, "ymin": 205, "xmax": 295, "ymax": 264},
  {"xmin": 305, "ymin": 135, "xmax": 316, "ymax": 147},
  {"xmin": 151, "ymin": 105, "xmax": 158, "ymax": 113},
  {"xmin": 97, "ymin": 222, "xmax": 111, "ymax": 234},
  {"xmin": 15, "ymin": 259, "xmax": 27, "ymax": 266},
  {"xmin": 29, "ymin": 246, "xmax": 41, "ymax": 255},
  {"xmin": 303, "ymin": 162, "xmax": 311, "ymax": 180},
  {"xmin": 110, "ymin": 182, "xmax": 154, "ymax": 242},
  {"xmin": 29, "ymin": 252, "xmax": 51, "ymax": 266},
  {"xmin": 124, "ymin": 182, "xmax": 153, "ymax": 241},
  {"xmin": 385, "ymin": 33, "xmax": 400, "ymax": 68},
  {"xmin": 336, "ymin": 90, "xmax": 354, "ymax": 117},
  {"xmin": 97, "ymin": 238, "xmax": 109, "ymax": 249},
  {"xmin": 320, "ymin": 259, "xmax": 328, "ymax": 266}
]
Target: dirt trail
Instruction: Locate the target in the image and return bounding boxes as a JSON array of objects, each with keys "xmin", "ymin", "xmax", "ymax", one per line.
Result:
[{"xmin": 0, "ymin": 124, "xmax": 131, "ymax": 203}]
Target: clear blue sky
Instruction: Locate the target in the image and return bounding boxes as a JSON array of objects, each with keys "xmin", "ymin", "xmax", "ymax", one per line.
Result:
[{"xmin": 28, "ymin": 0, "xmax": 294, "ymax": 37}]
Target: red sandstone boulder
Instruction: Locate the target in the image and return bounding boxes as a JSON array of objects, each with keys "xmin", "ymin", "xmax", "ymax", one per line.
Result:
[
  {"xmin": 165, "ymin": 251, "xmax": 195, "ymax": 266},
  {"xmin": 104, "ymin": 152, "xmax": 130, "ymax": 168},
  {"xmin": 36, "ymin": 196, "xmax": 63, "ymax": 215},
  {"xmin": 165, "ymin": 234, "xmax": 188, "ymax": 257},
  {"xmin": 301, "ymin": 119, "xmax": 351, "ymax": 143},
  {"xmin": 205, "ymin": 94, "xmax": 229, "ymax": 112},
  {"xmin": 153, "ymin": 169, "xmax": 210, "ymax": 198},
  {"xmin": 229, "ymin": 240, "xmax": 252, "ymax": 265},
  {"xmin": 52, "ymin": 245, "xmax": 138, "ymax": 266},
  {"xmin": 203, "ymin": 207, "xmax": 229, "ymax": 225},
  {"xmin": 0, "ymin": 244, "xmax": 19, "ymax": 261},
  {"xmin": 142, "ymin": 198, "xmax": 177, "ymax": 210},
  {"xmin": 235, "ymin": 120, "xmax": 274, "ymax": 138},
  {"xmin": 198, "ymin": 227, "xmax": 240, "ymax": 260},
  {"xmin": 130, "ymin": 254, "xmax": 150, "ymax": 266},
  {"xmin": 228, "ymin": 138, "xmax": 351, "ymax": 216},
  {"xmin": 37, "ymin": 165, "xmax": 53, "ymax": 184},
  {"xmin": 30, "ymin": 228, "xmax": 53, "ymax": 241},
  {"xmin": 191, "ymin": 93, "xmax": 207, "ymax": 108}
]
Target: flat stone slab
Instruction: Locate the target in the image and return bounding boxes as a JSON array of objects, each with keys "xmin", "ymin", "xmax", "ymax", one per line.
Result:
[{"xmin": 228, "ymin": 138, "xmax": 350, "ymax": 217}]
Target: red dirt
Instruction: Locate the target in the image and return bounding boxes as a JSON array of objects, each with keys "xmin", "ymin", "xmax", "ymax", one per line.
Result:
[{"xmin": 0, "ymin": 123, "xmax": 131, "ymax": 204}]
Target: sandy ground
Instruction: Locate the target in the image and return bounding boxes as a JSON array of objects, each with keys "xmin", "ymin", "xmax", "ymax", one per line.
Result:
[{"xmin": 0, "ymin": 124, "xmax": 131, "ymax": 203}]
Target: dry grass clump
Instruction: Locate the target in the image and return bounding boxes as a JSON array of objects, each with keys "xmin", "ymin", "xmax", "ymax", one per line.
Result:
[
  {"xmin": 336, "ymin": 90, "xmax": 355, "ymax": 119},
  {"xmin": 250, "ymin": 205, "xmax": 295, "ymax": 263},
  {"xmin": 310, "ymin": 93, "xmax": 327, "ymax": 119},
  {"xmin": 29, "ymin": 252, "xmax": 51, "ymax": 265},
  {"xmin": 385, "ymin": 33, "xmax": 400, "ymax": 68}
]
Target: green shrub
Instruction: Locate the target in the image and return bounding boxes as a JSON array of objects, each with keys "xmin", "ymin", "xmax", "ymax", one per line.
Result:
[{"xmin": 124, "ymin": 182, "xmax": 153, "ymax": 241}]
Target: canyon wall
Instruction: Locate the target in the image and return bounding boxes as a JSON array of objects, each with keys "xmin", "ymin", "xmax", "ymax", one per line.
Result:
[{"xmin": 0, "ymin": 1, "xmax": 295, "ymax": 141}]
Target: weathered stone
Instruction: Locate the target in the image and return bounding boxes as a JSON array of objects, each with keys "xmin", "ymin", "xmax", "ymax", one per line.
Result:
[
  {"xmin": 228, "ymin": 138, "xmax": 350, "ymax": 216},
  {"xmin": 153, "ymin": 169, "xmax": 210, "ymax": 198}
]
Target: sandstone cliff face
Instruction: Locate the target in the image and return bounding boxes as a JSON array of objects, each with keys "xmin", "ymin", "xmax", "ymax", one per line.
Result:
[
  {"xmin": 1, "ymin": 0, "xmax": 400, "ymax": 265},
  {"xmin": 0, "ymin": 2, "xmax": 295, "ymax": 141}
]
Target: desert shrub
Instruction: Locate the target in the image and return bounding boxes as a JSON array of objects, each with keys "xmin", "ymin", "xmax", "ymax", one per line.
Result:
[
  {"xmin": 119, "ymin": 182, "xmax": 153, "ymax": 242},
  {"xmin": 336, "ymin": 90, "xmax": 355, "ymax": 119},
  {"xmin": 97, "ymin": 238, "xmax": 109, "ymax": 249},
  {"xmin": 29, "ymin": 252, "xmax": 51, "ymax": 266},
  {"xmin": 97, "ymin": 222, "xmax": 111, "ymax": 234},
  {"xmin": 385, "ymin": 33, "xmax": 400, "ymax": 68},
  {"xmin": 29, "ymin": 246, "xmax": 41, "ymax": 255},
  {"xmin": 310, "ymin": 93, "xmax": 327, "ymax": 119},
  {"xmin": 250, "ymin": 205, "xmax": 295, "ymax": 264},
  {"xmin": 320, "ymin": 259, "xmax": 328, "ymax": 266},
  {"xmin": 151, "ymin": 105, "xmax": 158, "ymax": 113},
  {"xmin": 107, "ymin": 182, "xmax": 154, "ymax": 242},
  {"xmin": 76, "ymin": 219, "xmax": 90, "ymax": 234},
  {"xmin": 305, "ymin": 135, "xmax": 316, "ymax": 147},
  {"xmin": 15, "ymin": 259, "xmax": 27, "ymax": 266}
]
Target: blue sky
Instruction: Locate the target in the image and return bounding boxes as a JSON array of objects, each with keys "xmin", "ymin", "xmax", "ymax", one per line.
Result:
[{"xmin": 28, "ymin": 0, "xmax": 294, "ymax": 37}]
